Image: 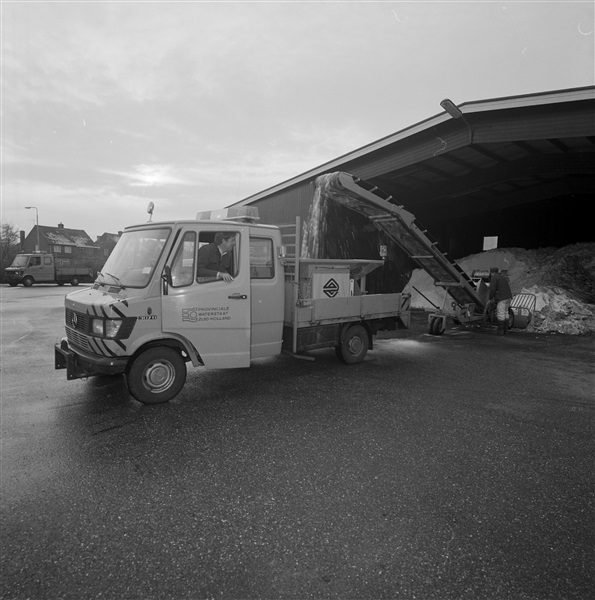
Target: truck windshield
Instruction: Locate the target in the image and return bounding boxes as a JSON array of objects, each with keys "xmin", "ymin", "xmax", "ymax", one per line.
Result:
[
  {"xmin": 10, "ymin": 256, "xmax": 29, "ymax": 267},
  {"xmin": 99, "ymin": 228, "xmax": 170, "ymax": 288}
]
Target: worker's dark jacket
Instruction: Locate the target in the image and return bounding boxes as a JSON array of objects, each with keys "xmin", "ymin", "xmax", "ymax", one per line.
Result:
[
  {"xmin": 197, "ymin": 243, "xmax": 232, "ymax": 278},
  {"xmin": 489, "ymin": 273, "xmax": 512, "ymax": 302}
]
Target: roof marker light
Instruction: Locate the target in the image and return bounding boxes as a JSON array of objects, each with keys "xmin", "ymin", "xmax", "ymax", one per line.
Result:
[{"xmin": 197, "ymin": 206, "xmax": 260, "ymax": 223}]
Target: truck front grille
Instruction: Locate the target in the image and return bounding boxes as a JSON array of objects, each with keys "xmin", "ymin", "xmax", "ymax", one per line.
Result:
[
  {"xmin": 66, "ymin": 308, "xmax": 90, "ymax": 333},
  {"xmin": 65, "ymin": 308, "xmax": 92, "ymax": 351},
  {"xmin": 66, "ymin": 328, "xmax": 91, "ymax": 351}
]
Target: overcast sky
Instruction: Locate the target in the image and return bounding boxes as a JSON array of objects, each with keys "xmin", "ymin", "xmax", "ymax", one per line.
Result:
[{"xmin": 2, "ymin": 0, "xmax": 593, "ymax": 241}]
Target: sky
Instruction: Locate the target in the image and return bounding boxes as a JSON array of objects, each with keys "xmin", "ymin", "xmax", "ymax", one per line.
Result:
[{"xmin": 1, "ymin": 0, "xmax": 593, "ymax": 241}]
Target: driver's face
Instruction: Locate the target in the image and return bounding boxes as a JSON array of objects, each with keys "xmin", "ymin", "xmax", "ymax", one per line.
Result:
[{"xmin": 222, "ymin": 236, "xmax": 236, "ymax": 252}]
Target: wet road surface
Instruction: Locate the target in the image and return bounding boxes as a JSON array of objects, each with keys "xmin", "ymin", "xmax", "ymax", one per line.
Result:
[{"xmin": 1, "ymin": 285, "xmax": 594, "ymax": 599}]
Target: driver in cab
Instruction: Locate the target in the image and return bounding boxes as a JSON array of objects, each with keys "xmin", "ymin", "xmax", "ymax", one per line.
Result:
[{"xmin": 197, "ymin": 232, "xmax": 236, "ymax": 282}]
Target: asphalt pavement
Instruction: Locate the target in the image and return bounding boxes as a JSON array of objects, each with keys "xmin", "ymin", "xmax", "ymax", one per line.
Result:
[{"xmin": 1, "ymin": 284, "xmax": 594, "ymax": 600}]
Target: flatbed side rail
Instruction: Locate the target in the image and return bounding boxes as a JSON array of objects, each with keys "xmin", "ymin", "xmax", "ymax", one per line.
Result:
[{"xmin": 316, "ymin": 172, "xmax": 486, "ymax": 312}]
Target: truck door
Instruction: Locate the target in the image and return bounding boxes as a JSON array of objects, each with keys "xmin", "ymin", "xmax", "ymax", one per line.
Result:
[
  {"xmin": 41, "ymin": 255, "xmax": 54, "ymax": 282},
  {"xmin": 249, "ymin": 235, "xmax": 284, "ymax": 358},
  {"xmin": 26, "ymin": 255, "xmax": 52, "ymax": 282},
  {"xmin": 161, "ymin": 226, "xmax": 251, "ymax": 369}
]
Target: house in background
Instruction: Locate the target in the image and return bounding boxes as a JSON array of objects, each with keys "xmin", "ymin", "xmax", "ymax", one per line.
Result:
[
  {"xmin": 21, "ymin": 223, "xmax": 104, "ymax": 272},
  {"xmin": 95, "ymin": 232, "xmax": 121, "ymax": 261}
]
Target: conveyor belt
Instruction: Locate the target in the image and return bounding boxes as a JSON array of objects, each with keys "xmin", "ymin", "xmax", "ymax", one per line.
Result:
[{"xmin": 315, "ymin": 172, "xmax": 486, "ymax": 311}]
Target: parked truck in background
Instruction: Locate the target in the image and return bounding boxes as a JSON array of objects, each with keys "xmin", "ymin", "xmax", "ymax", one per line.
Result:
[
  {"xmin": 5, "ymin": 253, "xmax": 97, "ymax": 287},
  {"xmin": 54, "ymin": 205, "xmax": 411, "ymax": 404}
]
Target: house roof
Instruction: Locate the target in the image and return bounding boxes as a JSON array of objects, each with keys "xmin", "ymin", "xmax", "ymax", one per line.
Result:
[
  {"xmin": 37, "ymin": 225, "xmax": 97, "ymax": 248},
  {"xmin": 96, "ymin": 232, "xmax": 120, "ymax": 243}
]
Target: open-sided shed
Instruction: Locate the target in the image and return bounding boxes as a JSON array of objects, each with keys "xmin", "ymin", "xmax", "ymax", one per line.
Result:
[{"xmin": 234, "ymin": 86, "xmax": 594, "ymax": 259}]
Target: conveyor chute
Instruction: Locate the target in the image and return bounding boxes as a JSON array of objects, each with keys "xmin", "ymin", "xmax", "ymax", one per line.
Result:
[{"xmin": 315, "ymin": 172, "xmax": 488, "ymax": 327}]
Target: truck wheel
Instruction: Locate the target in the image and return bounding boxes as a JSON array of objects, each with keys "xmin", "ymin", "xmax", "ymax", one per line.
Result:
[
  {"xmin": 70, "ymin": 277, "xmax": 79, "ymax": 286},
  {"xmin": 429, "ymin": 316, "xmax": 445, "ymax": 335},
  {"xmin": 335, "ymin": 324, "xmax": 369, "ymax": 364},
  {"xmin": 8, "ymin": 282, "xmax": 18, "ymax": 287},
  {"xmin": 23, "ymin": 276, "xmax": 34, "ymax": 287},
  {"xmin": 126, "ymin": 347, "xmax": 186, "ymax": 404},
  {"xmin": 57, "ymin": 282, "xmax": 65, "ymax": 286}
]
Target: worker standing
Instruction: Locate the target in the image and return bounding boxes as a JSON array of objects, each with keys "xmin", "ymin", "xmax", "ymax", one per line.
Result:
[{"xmin": 488, "ymin": 266, "xmax": 513, "ymax": 335}]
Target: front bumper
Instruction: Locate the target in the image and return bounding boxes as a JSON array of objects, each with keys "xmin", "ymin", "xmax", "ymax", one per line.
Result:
[
  {"xmin": 54, "ymin": 338, "xmax": 129, "ymax": 380},
  {"xmin": 4, "ymin": 273, "xmax": 22, "ymax": 285}
]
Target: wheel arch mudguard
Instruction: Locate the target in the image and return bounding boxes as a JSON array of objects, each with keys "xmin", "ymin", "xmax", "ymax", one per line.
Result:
[{"xmin": 126, "ymin": 335, "xmax": 203, "ymax": 372}]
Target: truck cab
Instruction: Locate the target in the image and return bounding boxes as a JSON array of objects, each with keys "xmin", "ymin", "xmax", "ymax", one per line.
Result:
[
  {"xmin": 55, "ymin": 209, "xmax": 286, "ymax": 403},
  {"xmin": 5, "ymin": 253, "xmax": 55, "ymax": 287}
]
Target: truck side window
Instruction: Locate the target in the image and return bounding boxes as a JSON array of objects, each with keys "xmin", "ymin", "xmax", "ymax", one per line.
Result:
[
  {"xmin": 249, "ymin": 237, "xmax": 274, "ymax": 279},
  {"xmin": 197, "ymin": 231, "xmax": 239, "ymax": 283},
  {"xmin": 29, "ymin": 257, "xmax": 41, "ymax": 267},
  {"xmin": 170, "ymin": 231, "xmax": 196, "ymax": 288},
  {"xmin": 44, "ymin": 256, "xmax": 53, "ymax": 265}
]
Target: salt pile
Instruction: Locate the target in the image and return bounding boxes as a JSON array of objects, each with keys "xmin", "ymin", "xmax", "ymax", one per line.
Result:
[{"xmin": 403, "ymin": 242, "xmax": 595, "ymax": 335}]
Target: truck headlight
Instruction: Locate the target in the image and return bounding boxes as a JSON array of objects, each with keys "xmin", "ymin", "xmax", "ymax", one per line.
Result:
[
  {"xmin": 91, "ymin": 318, "xmax": 123, "ymax": 338},
  {"xmin": 91, "ymin": 319, "xmax": 104, "ymax": 336},
  {"xmin": 105, "ymin": 320, "xmax": 123, "ymax": 338}
]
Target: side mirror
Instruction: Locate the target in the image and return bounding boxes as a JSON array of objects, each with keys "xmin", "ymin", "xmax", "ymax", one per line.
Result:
[{"xmin": 162, "ymin": 265, "xmax": 172, "ymax": 295}]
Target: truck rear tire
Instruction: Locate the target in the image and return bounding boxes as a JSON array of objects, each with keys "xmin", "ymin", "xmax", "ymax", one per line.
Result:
[
  {"xmin": 126, "ymin": 347, "xmax": 187, "ymax": 404},
  {"xmin": 429, "ymin": 316, "xmax": 445, "ymax": 335},
  {"xmin": 70, "ymin": 277, "xmax": 79, "ymax": 286},
  {"xmin": 23, "ymin": 277, "xmax": 34, "ymax": 287},
  {"xmin": 335, "ymin": 324, "xmax": 369, "ymax": 364}
]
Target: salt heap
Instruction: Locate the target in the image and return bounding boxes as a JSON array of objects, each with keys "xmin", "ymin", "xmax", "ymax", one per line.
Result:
[{"xmin": 403, "ymin": 242, "xmax": 595, "ymax": 335}]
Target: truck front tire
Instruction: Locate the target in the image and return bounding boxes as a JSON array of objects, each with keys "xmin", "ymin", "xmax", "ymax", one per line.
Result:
[
  {"xmin": 126, "ymin": 347, "xmax": 187, "ymax": 404},
  {"xmin": 336, "ymin": 324, "xmax": 369, "ymax": 364}
]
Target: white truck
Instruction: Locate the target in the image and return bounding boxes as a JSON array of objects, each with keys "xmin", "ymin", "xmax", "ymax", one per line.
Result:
[
  {"xmin": 54, "ymin": 206, "xmax": 411, "ymax": 404},
  {"xmin": 5, "ymin": 253, "xmax": 96, "ymax": 287}
]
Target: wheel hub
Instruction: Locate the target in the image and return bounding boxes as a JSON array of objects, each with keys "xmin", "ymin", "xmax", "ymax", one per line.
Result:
[
  {"xmin": 143, "ymin": 361, "xmax": 175, "ymax": 393},
  {"xmin": 347, "ymin": 337, "xmax": 363, "ymax": 355}
]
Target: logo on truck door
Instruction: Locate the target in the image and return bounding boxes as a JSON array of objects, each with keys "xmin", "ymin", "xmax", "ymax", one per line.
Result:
[
  {"xmin": 323, "ymin": 278, "xmax": 340, "ymax": 298},
  {"xmin": 182, "ymin": 306, "xmax": 231, "ymax": 323}
]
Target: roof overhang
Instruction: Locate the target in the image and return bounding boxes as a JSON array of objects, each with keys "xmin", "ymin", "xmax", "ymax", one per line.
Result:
[{"xmin": 233, "ymin": 86, "xmax": 595, "ymax": 220}]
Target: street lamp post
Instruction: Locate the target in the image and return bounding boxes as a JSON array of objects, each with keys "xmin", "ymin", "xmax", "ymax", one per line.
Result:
[{"xmin": 25, "ymin": 206, "xmax": 40, "ymax": 252}]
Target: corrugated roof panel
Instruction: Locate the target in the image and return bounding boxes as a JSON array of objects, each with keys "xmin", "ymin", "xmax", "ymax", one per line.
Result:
[{"xmin": 427, "ymin": 155, "xmax": 473, "ymax": 178}]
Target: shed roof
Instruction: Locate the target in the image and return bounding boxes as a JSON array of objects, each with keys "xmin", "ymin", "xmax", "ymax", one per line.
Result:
[{"xmin": 234, "ymin": 86, "xmax": 595, "ymax": 225}]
